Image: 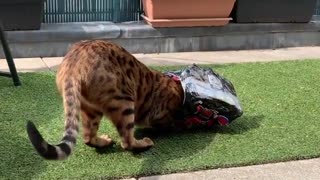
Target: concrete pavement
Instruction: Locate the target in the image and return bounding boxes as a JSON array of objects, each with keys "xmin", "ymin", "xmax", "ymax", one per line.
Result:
[
  {"xmin": 136, "ymin": 158, "xmax": 320, "ymax": 180},
  {"xmin": 1, "ymin": 47, "xmax": 320, "ymax": 179},
  {"xmin": 1, "ymin": 46, "xmax": 320, "ymax": 72}
]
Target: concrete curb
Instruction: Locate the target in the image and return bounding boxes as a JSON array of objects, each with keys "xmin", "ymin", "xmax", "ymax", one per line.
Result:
[
  {"xmin": 1, "ymin": 21, "xmax": 320, "ymax": 58},
  {"xmin": 6, "ymin": 22, "xmax": 120, "ymax": 43},
  {"xmin": 8, "ymin": 21, "xmax": 320, "ymax": 42},
  {"xmin": 118, "ymin": 21, "xmax": 320, "ymax": 38}
]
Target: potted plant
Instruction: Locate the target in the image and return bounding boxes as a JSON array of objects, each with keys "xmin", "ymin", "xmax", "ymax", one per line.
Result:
[
  {"xmin": 141, "ymin": 0, "xmax": 235, "ymax": 27},
  {"xmin": 232, "ymin": 0, "xmax": 318, "ymax": 23},
  {"xmin": 0, "ymin": 0, "xmax": 44, "ymax": 31}
]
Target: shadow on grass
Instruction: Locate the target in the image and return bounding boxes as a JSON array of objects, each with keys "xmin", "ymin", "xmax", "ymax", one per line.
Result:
[
  {"xmin": 134, "ymin": 115, "xmax": 263, "ymax": 178},
  {"xmin": 95, "ymin": 115, "xmax": 263, "ymax": 179},
  {"xmin": 88, "ymin": 115, "xmax": 264, "ymax": 177},
  {"xmin": 0, "ymin": 76, "xmax": 16, "ymax": 90},
  {"xmin": 215, "ymin": 115, "xmax": 264, "ymax": 135}
]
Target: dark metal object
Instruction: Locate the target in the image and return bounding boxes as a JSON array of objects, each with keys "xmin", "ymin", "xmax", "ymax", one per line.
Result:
[{"xmin": 0, "ymin": 22, "xmax": 21, "ymax": 86}]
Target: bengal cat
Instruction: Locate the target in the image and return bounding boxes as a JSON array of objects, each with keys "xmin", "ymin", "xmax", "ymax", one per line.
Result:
[{"xmin": 26, "ymin": 40, "xmax": 184, "ymax": 160}]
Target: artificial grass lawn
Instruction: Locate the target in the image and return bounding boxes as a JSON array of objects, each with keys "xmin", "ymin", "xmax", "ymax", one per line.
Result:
[{"xmin": 1, "ymin": 60, "xmax": 320, "ymax": 179}]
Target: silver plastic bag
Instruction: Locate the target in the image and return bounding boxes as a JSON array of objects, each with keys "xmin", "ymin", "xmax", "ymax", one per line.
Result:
[{"xmin": 165, "ymin": 64, "xmax": 243, "ymax": 127}]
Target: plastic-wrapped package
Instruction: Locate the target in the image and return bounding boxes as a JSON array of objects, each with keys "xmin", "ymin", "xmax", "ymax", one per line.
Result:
[{"xmin": 165, "ymin": 64, "xmax": 243, "ymax": 128}]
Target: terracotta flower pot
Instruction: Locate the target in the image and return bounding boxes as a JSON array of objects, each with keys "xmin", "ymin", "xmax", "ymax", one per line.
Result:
[{"xmin": 142, "ymin": 0, "xmax": 235, "ymax": 27}]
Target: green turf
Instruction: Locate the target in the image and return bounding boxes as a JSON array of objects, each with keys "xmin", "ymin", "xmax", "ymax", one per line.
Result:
[{"xmin": 1, "ymin": 60, "xmax": 320, "ymax": 180}]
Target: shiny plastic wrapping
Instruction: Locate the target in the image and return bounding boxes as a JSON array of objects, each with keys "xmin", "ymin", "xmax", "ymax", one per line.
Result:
[{"xmin": 165, "ymin": 64, "xmax": 243, "ymax": 127}]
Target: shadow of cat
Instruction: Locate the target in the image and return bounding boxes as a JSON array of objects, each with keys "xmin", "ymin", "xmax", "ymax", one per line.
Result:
[
  {"xmin": 95, "ymin": 114, "xmax": 263, "ymax": 179},
  {"xmin": 134, "ymin": 114, "xmax": 264, "ymax": 178}
]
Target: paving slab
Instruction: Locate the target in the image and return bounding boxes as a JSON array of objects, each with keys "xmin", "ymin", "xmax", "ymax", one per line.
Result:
[
  {"xmin": 0, "ymin": 57, "xmax": 48, "ymax": 72},
  {"xmin": 42, "ymin": 57, "xmax": 63, "ymax": 71},
  {"xmin": 1, "ymin": 46, "xmax": 320, "ymax": 73},
  {"xmin": 138, "ymin": 158, "xmax": 320, "ymax": 180},
  {"xmin": 135, "ymin": 46, "xmax": 320, "ymax": 66}
]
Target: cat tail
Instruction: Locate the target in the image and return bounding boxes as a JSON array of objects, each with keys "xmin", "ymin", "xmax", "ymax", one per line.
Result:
[{"xmin": 26, "ymin": 77, "xmax": 80, "ymax": 160}]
